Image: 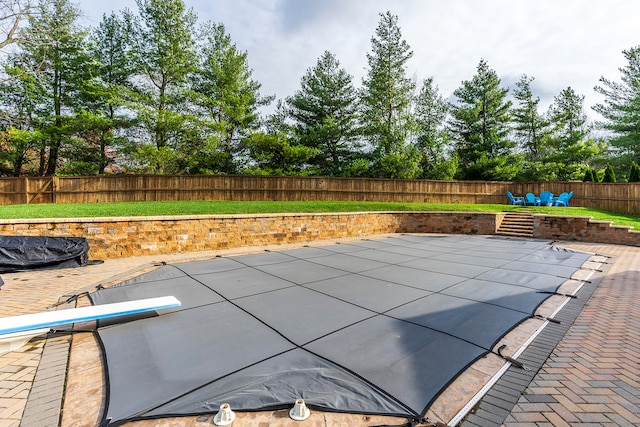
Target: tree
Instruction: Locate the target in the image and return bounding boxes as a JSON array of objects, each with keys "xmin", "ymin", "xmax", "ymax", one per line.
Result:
[
  {"xmin": 413, "ymin": 77, "xmax": 456, "ymax": 179},
  {"xmin": 0, "ymin": 0, "xmax": 35, "ymax": 50},
  {"xmin": 66, "ymin": 12, "xmax": 135, "ymax": 175},
  {"xmin": 188, "ymin": 22, "xmax": 271, "ymax": 174},
  {"xmin": 360, "ymin": 11, "xmax": 419, "ymax": 178},
  {"xmin": 0, "ymin": 54, "xmax": 42, "ymax": 175},
  {"xmin": 546, "ymin": 87, "xmax": 601, "ymax": 180},
  {"xmin": 628, "ymin": 161, "xmax": 640, "ymax": 182},
  {"xmin": 125, "ymin": 0, "xmax": 197, "ymax": 173},
  {"xmin": 582, "ymin": 167, "xmax": 595, "ymax": 182},
  {"xmin": 287, "ymin": 50, "xmax": 359, "ymax": 176},
  {"xmin": 449, "ymin": 58, "xmax": 517, "ymax": 180},
  {"xmin": 511, "ymin": 74, "xmax": 550, "ymax": 161},
  {"xmin": 15, "ymin": 0, "xmax": 92, "ymax": 175},
  {"xmin": 241, "ymin": 100, "xmax": 317, "ymax": 175},
  {"xmin": 593, "ymin": 45, "xmax": 640, "ymax": 167},
  {"xmin": 241, "ymin": 131, "xmax": 317, "ymax": 176},
  {"xmin": 602, "ymin": 163, "xmax": 616, "ymax": 182}
]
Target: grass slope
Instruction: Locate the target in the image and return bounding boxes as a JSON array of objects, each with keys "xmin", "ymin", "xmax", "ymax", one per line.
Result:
[{"xmin": 0, "ymin": 200, "xmax": 638, "ymax": 229}]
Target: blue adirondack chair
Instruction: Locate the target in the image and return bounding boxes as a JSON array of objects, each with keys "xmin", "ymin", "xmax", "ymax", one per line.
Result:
[
  {"xmin": 506, "ymin": 191, "xmax": 525, "ymax": 206},
  {"xmin": 554, "ymin": 191, "xmax": 574, "ymax": 207},
  {"xmin": 537, "ymin": 191, "xmax": 554, "ymax": 206},
  {"xmin": 525, "ymin": 193, "xmax": 537, "ymax": 206}
]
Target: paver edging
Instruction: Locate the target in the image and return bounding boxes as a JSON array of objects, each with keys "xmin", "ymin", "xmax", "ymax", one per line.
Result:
[{"xmin": 459, "ymin": 253, "xmax": 611, "ymax": 427}]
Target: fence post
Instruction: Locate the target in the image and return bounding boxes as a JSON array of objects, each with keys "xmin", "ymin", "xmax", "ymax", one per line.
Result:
[
  {"xmin": 53, "ymin": 176, "xmax": 58, "ymax": 204},
  {"xmin": 22, "ymin": 177, "xmax": 28, "ymax": 205}
]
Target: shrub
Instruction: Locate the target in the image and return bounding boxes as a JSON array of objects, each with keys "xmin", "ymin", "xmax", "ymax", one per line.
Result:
[
  {"xmin": 582, "ymin": 168, "xmax": 595, "ymax": 182},
  {"xmin": 602, "ymin": 163, "xmax": 617, "ymax": 183},
  {"xmin": 629, "ymin": 161, "xmax": 640, "ymax": 182}
]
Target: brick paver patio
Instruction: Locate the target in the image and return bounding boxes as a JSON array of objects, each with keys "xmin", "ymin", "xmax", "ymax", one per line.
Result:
[
  {"xmin": 1, "ymin": 239, "xmax": 639, "ymax": 426},
  {"xmin": 500, "ymin": 242, "xmax": 640, "ymax": 427}
]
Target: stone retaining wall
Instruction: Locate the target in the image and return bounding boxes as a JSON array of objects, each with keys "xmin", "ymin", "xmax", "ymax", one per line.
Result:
[
  {"xmin": 0, "ymin": 212, "xmax": 637, "ymax": 260},
  {"xmin": 533, "ymin": 214, "xmax": 640, "ymax": 246}
]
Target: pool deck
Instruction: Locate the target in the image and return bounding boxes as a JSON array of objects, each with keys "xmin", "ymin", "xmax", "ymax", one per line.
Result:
[{"xmin": 1, "ymin": 236, "xmax": 638, "ymax": 427}]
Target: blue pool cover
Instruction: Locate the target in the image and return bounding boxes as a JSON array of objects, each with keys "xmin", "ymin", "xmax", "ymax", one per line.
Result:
[{"xmin": 89, "ymin": 235, "xmax": 591, "ymax": 426}]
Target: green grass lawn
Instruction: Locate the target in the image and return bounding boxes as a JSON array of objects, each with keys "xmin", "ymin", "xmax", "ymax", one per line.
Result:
[{"xmin": 0, "ymin": 200, "xmax": 638, "ymax": 230}]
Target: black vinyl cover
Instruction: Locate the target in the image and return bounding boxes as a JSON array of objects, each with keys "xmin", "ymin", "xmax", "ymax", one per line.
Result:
[
  {"xmin": 90, "ymin": 235, "xmax": 591, "ymax": 426},
  {"xmin": 0, "ymin": 236, "xmax": 89, "ymax": 273}
]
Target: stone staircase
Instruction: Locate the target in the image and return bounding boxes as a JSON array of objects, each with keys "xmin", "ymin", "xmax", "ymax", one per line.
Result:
[{"xmin": 496, "ymin": 212, "xmax": 534, "ymax": 238}]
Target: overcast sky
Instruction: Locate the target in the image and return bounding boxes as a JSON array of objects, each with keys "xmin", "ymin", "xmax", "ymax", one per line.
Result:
[{"xmin": 76, "ymin": 0, "xmax": 640, "ymax": 121}]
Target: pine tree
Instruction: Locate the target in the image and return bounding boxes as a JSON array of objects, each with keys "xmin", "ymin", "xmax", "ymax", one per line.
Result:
[
  {"xmin": 16, "ymin": 0, "xmax": 92, "ymax": 176},
  {"xmin": 125, "ymin": 0, "xmax": 197, "ymax": 173},
  {"xmin": 66, "ymin": 12, "xmax": 135, "ymax": 175},
  {"xmin": 593, "ymin": 46, "xmax": 640, "ymax": 165},
  {"xmin": 449, "ymin": 59, "xmax": 516, "ymax": 180},
  {"xmin": 189, "ymin": 22, "xmax": 272, "ymax": 174},
  {"xmin": 360, "ymin": 11, "xmax": 419, "ymax": 178},
  {"xmin": 511, "ymin": 74, "xmax": 549, "ymax": 161},
  {"xmin": 287, "ymin": 50, "xmax": 359, "ymax": 176},
  {"xmin": 546, "ymin": 87, "xmax": 601, "ymax": 180},
  {"xmin": 413, "ymin": 77, "xmax": 456, "ymax": 179}
]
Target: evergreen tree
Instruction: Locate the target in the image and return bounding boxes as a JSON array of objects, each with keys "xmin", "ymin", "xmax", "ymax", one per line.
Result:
[
  {"xmin": 413, "ymin": 77, "xmax": 456, "ymax": 179},
  {"xmin": 449, "ymin": 58, "xmax": 517, "ymax": 180},
  {"xmin": 582, "ymin": 167, "xmax": 595, "ymax": 182},
  {"xmin": 241, "ymin": 132, "xmax": 317, "ymax": 176},
  {"xmin": 628, "ymin": 161, "xmax": 640, "ymax": 182},
  {"xmin": 188, "ymin": 22, "xmax": 272, "ymax": 174},
  {"xmin": 125, "ymin": 0, "xmax": 197, "ymax": 173},
  {"xmin": 242, "ymin": 101, "xmax": 316, "ymax": 175},
  {"xmin": 511, "ymin": 74, "xmax": 549, "ymax": 161},
  {"xmin": 546, "ymin": 87, "xmax": 601, "ymax": 180},
  {"xmin": 15, "ymin": 0, "xmax": 92, "ymax": 175},
  {"xmin": 602, "ymin": 163, "xmax": 617, "ymax": 182},
  {"xmin": 360, "ymin": 11, "xmax": 419, "ymax": 178},
  {"xmin": 65, "ymin": 12, "xmax": 135, "ymax": 175},
  {"xmin": 593, "ymin": 45, "xmax": 640, "ymax": 167},
  {"xmin": 287, "ymin": 50, "xmax": 359, "ymax": 176}
]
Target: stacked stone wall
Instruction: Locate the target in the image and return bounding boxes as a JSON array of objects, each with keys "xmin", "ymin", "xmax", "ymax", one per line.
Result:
[{"xmin": 0, "ymin": 212, "xmax": 637, "ymax": 260}]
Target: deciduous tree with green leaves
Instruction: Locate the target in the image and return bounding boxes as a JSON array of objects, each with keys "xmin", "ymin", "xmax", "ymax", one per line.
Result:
[
  {"xmin": 360, "ymin": 11, "xmax": 419, "ymax": 178},
  {"xmin": 287, "ymin": 50, "xmax": 360, "ymax": 176}
]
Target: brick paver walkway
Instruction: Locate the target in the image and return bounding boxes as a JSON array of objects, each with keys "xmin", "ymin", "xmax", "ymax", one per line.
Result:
[{"xmin": 502, "ymin": 243, "xmax": 640, "ymax": 426}]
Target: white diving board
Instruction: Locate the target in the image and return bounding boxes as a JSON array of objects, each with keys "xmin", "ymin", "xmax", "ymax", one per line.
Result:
[{"xmin": 0, "ymin": 296, "xmax": 180, "ymax": 355}]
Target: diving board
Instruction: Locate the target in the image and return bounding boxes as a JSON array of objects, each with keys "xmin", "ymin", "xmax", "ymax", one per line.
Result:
[{"xmin": 0, "ymin": 296, "xmax": 180, "ymax": 355}]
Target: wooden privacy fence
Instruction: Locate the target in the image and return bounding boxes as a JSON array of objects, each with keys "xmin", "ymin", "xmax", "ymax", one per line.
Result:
[{"xmin": 0, "ymin": 175, "xmax": 638, "ymax": 215}]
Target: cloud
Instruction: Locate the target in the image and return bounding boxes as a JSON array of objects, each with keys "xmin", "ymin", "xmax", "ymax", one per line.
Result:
[{"xmin": 76, "ymin": 0, "xmax": 640, "ymax": 120}]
